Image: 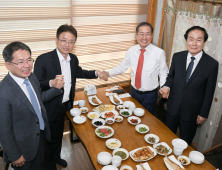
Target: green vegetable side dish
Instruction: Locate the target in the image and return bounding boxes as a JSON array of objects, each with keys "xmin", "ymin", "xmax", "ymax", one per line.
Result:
[
  {"xmin": 114, "ymin": 151, "xmax": 127, "ymax": 159},
  {"xmin": 121, "ymin": 111, "xmax": 129, "ymax": 115},
  {"xmin": 139, "ymin": 127, "xmax": 148, "ymax": 132}
]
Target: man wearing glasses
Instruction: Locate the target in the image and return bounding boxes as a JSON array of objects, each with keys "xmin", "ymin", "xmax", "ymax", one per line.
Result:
[
  {"xmin": 103, "ymin": 22, "xmax": 169, "ymax": 115},
  {"xmin": 0, "ymin": 41, "xmax": 62, "ymax": 170},
  {"xmin": 34, "ymin": 24, "xmax": 105, "ymax": 170}
]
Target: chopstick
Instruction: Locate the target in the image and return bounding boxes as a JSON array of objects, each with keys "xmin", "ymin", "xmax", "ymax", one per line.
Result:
[{"xmin": 140, "ymin": 163, "xmax": 146, "ymax": 170}]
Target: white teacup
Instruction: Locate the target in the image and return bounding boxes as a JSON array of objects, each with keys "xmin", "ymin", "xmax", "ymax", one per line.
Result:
[
  {"xmin": 174, "ymin": 146, "xmax": 184, "ymax": 156},
  {"xmin": 78, "ymin": 100, "xmax": 85, "ymax": 107},
  {"xmin": 111, "ymin": 156, "xmax": 121, "ymax": 167}
]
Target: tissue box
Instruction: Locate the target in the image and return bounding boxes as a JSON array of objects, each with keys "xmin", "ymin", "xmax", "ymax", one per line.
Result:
[{"xmin": 84, "ymin": 84, "xmax": 97, "ymax": 96}]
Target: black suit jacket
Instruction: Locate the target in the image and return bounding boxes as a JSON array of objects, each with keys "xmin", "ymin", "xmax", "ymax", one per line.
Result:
[
  {"xmin": 34, "ymin": 49, "xmax": 97, "ymax": 121},
  {"xmin": 0, "ymin": 73, "xmax": 61, "ymax": 163},
  {"xmin": 165, "ymin": 50, "xmax": 218, "ymax": 121}
]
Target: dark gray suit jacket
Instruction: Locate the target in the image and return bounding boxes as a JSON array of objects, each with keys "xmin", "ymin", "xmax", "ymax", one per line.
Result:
[
  {"xmin": 34, "ymin": 49, "xmax": 97, "ymax": 121},
  {"xmin": 165, "ymin": 50, "xmax": 218, "ymax": 121},
  {"xmin": 0, "ymin": 73, "xmax": 62, "ymax": 163}
]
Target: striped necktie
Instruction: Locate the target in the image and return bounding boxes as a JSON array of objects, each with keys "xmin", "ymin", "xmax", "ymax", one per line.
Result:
[{"xmin": 186, "ymin": 57, "xmax": 195, "ymax": 83}]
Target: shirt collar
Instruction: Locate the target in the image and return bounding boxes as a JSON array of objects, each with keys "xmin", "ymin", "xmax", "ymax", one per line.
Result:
[
  {"xmin": 136, "ymin": 43, "xmax": 152, "ymax": 52},
  {"xmin": 9, "ymin": 71, "xmax": 28, "ymax": 87},
  {"xmin": 56, "ymin": 48, "xmax": 71, "ymax": 62},
  {"xmin": 187, "ymin": 50, "xmax": 203, "ymax": 62}
]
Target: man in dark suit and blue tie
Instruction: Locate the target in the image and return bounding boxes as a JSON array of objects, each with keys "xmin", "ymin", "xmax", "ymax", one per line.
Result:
[
  {"xmin": 160, "ymin": 26, "xmax": 218, "ymax": 145},
  {"xmin": 0, "ymin": 42, "xmax": 63, "ymax": 169}
]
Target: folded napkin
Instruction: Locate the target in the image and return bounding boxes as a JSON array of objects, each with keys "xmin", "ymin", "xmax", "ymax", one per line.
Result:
[
  {"xmin": 105, "ymin": 86, "xmax": 119, "ymax": 92},
  {"xmin": 73, "ymin": 101, "xmax": 79, "ymax": 106},
  {"xmin": 105, "ymin": 92, "xmax": 117, "ymax": 96},
  {"xmin": 118, "ymin": 93, "xmax": 131, "ymax": 98},
  {"xmin": 136, "ymin": 162, "xmax": 151, "ymax": 170}
]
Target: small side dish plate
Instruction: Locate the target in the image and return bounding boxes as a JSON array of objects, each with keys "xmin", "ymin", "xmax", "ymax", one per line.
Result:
[
  {"xmin": 73, "ymin": 116, "xmax": 86, "ymax": 124},
  {"xmin": 144, "ymin": 134, "xmax": 160, "ymax": 144},
  {"xmin": 135, "ymin": 124, "xmax": 149, "ymax": 133},
  {"xmin": 127, "ymin": 116, "xmax": 141, "ymax": 125},
  {"xmin": 106, "ymin": 138, "xmax": 121, "ymax": 150},
  {"xmin": 153, "ymin": 142, "xmax": 172, "ymax": 156}
]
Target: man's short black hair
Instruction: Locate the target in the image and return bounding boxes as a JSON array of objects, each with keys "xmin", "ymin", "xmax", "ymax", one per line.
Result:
[
  {"xmin": 136, "ymin": 22, "xmax": 154, "ymax": 34},
  {"xmin": 56, "ymin": 24, "xmax": 77, "ymax": 40},
  {"xmin": 2, "ymin": 41, "xmax": 31, "ymax": 62},
  {"xmin": 184, "ymin": 26, "xmax": 208, "ymax": 42}
]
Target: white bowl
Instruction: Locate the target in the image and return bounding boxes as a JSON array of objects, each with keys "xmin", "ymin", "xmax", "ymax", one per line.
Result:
[
  {"xmin": 120, "ymin": 165, "xmax": 133, "ymax": 170},
  {"xmin": 80, "ymin": 107, "xmax": 88, "ymax": 113},
  {"xmin": 119, "ymin": 109, "xmax": 132, "ymax": 117},
  {"xmin": 92, "ymin": 118, "xmax": 105, "ymax": 127},
  {"xmin": 178, "ymin": 155, "xmax": 191, "ymax": 165},
  {"xmin": 97, "ymin": 152, "xmax": 112, "ymax": 165},
  {"xmin": 123, "ymin": 101, "xmax": 134, "ymax": 108},
  {"xmin": 87, "ymin": 112, "xmax": 100, "ymax": 119},
  {"xmin": 114, "ymin": 116, "xmax": 123, "ymax": 122},
  {"xmin": 113, "ymin": 148, "xmax": 129, "ymax": 160},
  {"xmin": 102, "ymin": 165, "xmax": 118, "ymax": 170},
  {"xmin": 70, "ymin": 108, "xmax": 81, "ymax": 117},
  {"xmin": 134, "ymin": 108, "xmax": 145, "ymax": 117},
  {"xmin": 172, "ymin": 138, "xmax": 188, "ymax": 150},
  {"xmin": 189, "ymin": 151, "xmax": 205, "ymax": 164},
  {"xmin": 106, "ymin": 117, "xmax": 115, "ymax": 124},
  {"xmin": 106, "ymin": 138, "xmax": 121, "ymax": 150},
  {"xmin": 73, "ymin": 116, "xmax": 86, "ymax": 124}
]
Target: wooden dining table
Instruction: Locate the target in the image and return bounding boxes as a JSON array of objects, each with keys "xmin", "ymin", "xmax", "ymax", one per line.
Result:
[{"xmin": 66, "ymin": 86, "xmax": 216, "ymax": 170}]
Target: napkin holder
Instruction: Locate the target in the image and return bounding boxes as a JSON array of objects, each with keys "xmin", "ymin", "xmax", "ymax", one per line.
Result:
[{"xmin": 84, "ymin": 84, "xmax": 97, "ymax": 96}]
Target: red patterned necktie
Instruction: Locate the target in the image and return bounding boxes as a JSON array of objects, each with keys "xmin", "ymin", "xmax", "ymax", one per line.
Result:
[{"xmin": 135, "ymin": 49, "xmax": 146, "ymax": 89}]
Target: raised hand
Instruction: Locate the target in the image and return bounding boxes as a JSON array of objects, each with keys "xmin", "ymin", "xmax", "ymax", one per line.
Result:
[
  {"xmin": 50, "ymin": 75, "xmax": 65, "ymax": 89},
  {"xmin": 96, "ymin": 70, "xmax": 108, "ymax": 81},
  {"xmin": 159, "ymin": 87, "xmax": 170, "ymax": 99}
]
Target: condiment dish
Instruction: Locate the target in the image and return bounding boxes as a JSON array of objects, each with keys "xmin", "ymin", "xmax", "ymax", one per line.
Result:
[
  {"xmin": 112, "ymin": 148, "xmax": 129, "ymax": 161},
  {"xmin": 178, "ymin": 155, "xmax": 191, "ymax": 165}
]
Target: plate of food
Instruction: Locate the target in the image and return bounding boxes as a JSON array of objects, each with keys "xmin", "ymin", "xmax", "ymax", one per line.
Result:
[
  {"xmin": 129, "ymin": 146, "xmax": 157, "ymax": 162},
  {"xmin": 101, "ymin": 110, "xmax": 119, "ymax": 119},
  {"xmin": 135, "ymin": 124, "xmax": 149, "ymax": 133},
  {"xmin": 119, "ymin": 109, "xmax": 132, "ymax": 117},
  {"xmin": 112, "ymin": 148, "xmax": 129, "ymax": 160},
  {"xmin": 164, "ymin": 155, "xmax": 185, "ymax": 170},
  {"xmin": 117, "ymin": 105, "xmax": 125, "ymax": 110},
  {"xmin": 95, "ymin": 126, "xmax": 114, "ymax": 138},
  {"xmin": 93, "ymin": 105, "xmax": 115, "ymax": 113},
  {"xmin": 80, "ymin": 107, "xmax": 88, "ymax": 113},
  {"xmin": 109, "ymin": 95, "xmax": 123, "ymax": 105},
  {"xmin": 127, "ymin": 116, "xmax": 141, "ymax": 125},
  {"xmin": 92, "ymin": 118, "xmax": 105, "ymax": 127},
  {"xmin": 88, "ymin": 95, "xmax": 102, "ymax": 106},
  {"xmin": 87, "ymin": 112, "xmax": 100, "ymax": 119},
  {"xmin": 106, "ymin": 138, "xmax": 121, "ymax": 150},
  {"xmin": 144, "ymin": 134, "xmax": 160, "ymax": 144},
  {"xmin": 114, "ymin": 116, "xmax": 123, "ymax": 122},
  {"xmin": 153, "ymin": 142, "xmax": 172, "ymax": 156}
]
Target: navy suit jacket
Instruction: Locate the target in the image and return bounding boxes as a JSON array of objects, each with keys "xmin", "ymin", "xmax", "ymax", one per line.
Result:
[
  {"xmin": 0, "ymin": 73, "xmax": 62, "ymax": 163},
  {"xmin": 34, "ymin": 49, "xmax": 97, "ymax": 121},
  {"xmin": 165, "ymin": 50, "xmax": 218, "ymax": 121}
]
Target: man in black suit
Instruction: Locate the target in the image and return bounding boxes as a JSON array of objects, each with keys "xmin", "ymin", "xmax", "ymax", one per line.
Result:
[
  {"xmin": 34, "ymin": 24, "xmax": 105, "ymax": 169},
  {"xmin": 0, "ymin": 42, "xmax": 62, "ymax": 170},
  {"xmin": 160, "ymin": 26, "xmax": 218, "ymax": 145}
]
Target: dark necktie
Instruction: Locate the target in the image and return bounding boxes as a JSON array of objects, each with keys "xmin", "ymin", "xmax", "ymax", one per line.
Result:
[
  {"xmin": 24, "ymin": 79, "xmax": 45, "ymax": 130},
  {"xmin": 135, "ymin": 49, "xmax": 146, "ymax": 89},
  {"xmin": 186, "ymin": 57, "xmax": 195, "ymax": 83}
]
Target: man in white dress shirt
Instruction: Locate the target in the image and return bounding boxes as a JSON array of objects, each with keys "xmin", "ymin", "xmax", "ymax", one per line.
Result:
[{"xmin": 104, "ymin": 22, "xmax": 169, "ymax": 115}]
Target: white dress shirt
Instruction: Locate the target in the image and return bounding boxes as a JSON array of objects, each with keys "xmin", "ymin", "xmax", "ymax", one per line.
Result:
[
  {"xmin": 108, "ymin": 44, "xmax": 169, "ymax": 91},
  {"xmin": 9, "ymin": 71, "xmax": 41, "ymax": 111},
  {"xmin": 186, "ymin": 50, "xmax": 203, "ymax": 76},
  {"xmin": 56, "ymin": 49, "xmax": 72, "ymax": 103}
]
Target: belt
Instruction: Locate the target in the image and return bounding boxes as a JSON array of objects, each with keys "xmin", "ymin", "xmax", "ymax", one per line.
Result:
[{"xmin": 132, "ymin": 86, "xmax": 157, "ymax": 94}]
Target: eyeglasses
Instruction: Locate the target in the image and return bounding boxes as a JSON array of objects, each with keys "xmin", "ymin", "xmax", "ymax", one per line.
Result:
[
  {"xmin": 8, "ymin": 58, "xmax": 34, "ymax": 66},
  {"xmin": 139, "ymin": 33, "xmax": 151, "ymax": 38},
  {"xmin": 58, "ymin": 38, "xmax": 75, "ymax": 45}
]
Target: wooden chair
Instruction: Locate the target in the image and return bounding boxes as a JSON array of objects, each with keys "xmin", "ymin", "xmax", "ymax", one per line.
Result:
[{"xmin": 202, "ymin": 143, "xmax": 222, "ymax": 155}]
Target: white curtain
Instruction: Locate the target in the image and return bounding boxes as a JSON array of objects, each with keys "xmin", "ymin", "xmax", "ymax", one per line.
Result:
[{"xmin": 166, "ymin": 1, "xmax": 222, "ymax": 152}]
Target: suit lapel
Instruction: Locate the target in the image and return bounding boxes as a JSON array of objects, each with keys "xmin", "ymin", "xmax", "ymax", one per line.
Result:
[
  {"xmin": 180, "ymin": 51, "xmax": 188, "ymax": 85},
  {"xmin": 52, "ymin": 49, "xmax": 62, "ymax": 75},
  {"xmin": 186, "ymin": 51, "xmax": 209, "ymax": 86},
  {"xmin": 6, "ymin": 74, "xmax": 37, "ymax": 116},
  {"xmin": 70, "ymin": 55, "xmax": 75, "ymax": 85}
]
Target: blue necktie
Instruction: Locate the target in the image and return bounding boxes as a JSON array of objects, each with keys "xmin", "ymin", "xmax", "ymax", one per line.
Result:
[
  {"xmin": 186, "ymin": 57, "xmax": 195, "ymax": 83},
  {"xmin": 24, "ymin": 79, "xmax": 45, "ymax": 130}
]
